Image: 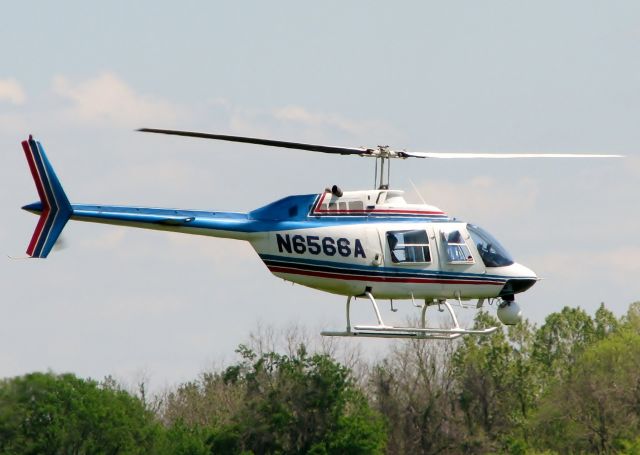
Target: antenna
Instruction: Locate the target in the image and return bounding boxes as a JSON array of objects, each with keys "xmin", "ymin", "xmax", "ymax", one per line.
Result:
[{"xmin": 409, "ymin": 179, "xmax": 427, "ymax": 204}]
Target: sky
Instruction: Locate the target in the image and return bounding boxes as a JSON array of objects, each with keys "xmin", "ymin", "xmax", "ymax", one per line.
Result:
[{"xmin": 1, "ymin": 1, "xmax": 639, "ymax": 389}]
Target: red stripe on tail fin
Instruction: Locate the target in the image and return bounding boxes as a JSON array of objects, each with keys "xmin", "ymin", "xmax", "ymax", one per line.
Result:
[
  {"xmin": 22, "ymin": 139, "xmax": 53, "ymax": 256},
  {"xmin": 21, "ymin": 136, "xmax": 72, "ymax": 258}
]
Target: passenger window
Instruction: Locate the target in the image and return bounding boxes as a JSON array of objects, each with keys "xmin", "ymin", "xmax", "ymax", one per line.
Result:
[
  {"xmin": 349, "ymin": 201, "xmax": 364, "ymax": 211},
  {"xmin": 443, "ymin": 230, "xmax": 473, "ymax": 263},
  {"xmin": 387, "ymin": 230, "xmax": 431, "ymax": 263}
]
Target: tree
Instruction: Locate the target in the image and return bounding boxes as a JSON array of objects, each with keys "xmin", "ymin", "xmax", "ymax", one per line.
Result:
[
  {"xmin": 161, "ymin": 371, "xmax": 244, "ymax": 429},
  {"xmin": 0, "ymin": 372, "xmax": 161, "ymax": 454},
  {"xmin": 369, "ymin": 339, "xmax": 460, "ymax": 454},
  {"xmin": 504, "ymin": 319, "xmax": 542, "ymax": 449},
  {"xmin": 451, "ymin": 312, "xmax": 517, "ymax": 452},
  {"xmin": 531, "ymin": 328, "xmax": 640, "ymax": 454},
  {"xmin": 622, "ymin": 301, "xmax": 640, "ymax": 330},
  {"xmin": 451, "ymin": 312, "xmax": 543, "ymax": 453},
  {"xmin": 223, "ymin": 344, "xmax": 386, "ymax": 454},
  {"xmin": 161, "ymin": 344, "xmax": 387, "ymax": 454},
  {"xmin": 532, "ymin": 306, "xmax": 597, "ymax": 378},
  {"xmin": 594, "ymin": 302, "xmax": 619, "ymax": 340}
]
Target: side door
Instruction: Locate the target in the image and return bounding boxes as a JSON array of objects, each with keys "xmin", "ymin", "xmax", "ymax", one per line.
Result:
[
  {"xmin": 435, "ymin": 224, "xmax": 487, "ymax": 297},
  {"xmin": 377, "ymin": 224, "xmax": 443, "ymax": 295}
]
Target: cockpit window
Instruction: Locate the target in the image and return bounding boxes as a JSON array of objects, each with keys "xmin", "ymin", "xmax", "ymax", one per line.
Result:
[
  {"xmin": 467, "ymin": 224, "xmax": 514, "ymax": 267},
  {"xmin": 387, "ymin": 230, "xmax": 431, "ymax": 263},
  {"xmin": 443, "ymin": 229, "xmax": 474, "ymax": 263}
]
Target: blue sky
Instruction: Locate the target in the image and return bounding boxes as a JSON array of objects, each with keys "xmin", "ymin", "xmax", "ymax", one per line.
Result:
[{"xmin": 1, "ymin": 1, "xmax": 639, "ymax": 388}]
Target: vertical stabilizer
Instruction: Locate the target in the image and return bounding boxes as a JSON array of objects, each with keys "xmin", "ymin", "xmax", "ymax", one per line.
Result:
[{"xmin": 21, "ymin": 136, "xmax": 72, "ymax": 258}]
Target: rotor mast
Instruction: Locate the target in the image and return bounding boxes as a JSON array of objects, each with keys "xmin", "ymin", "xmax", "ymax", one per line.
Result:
[{"xmin": 375, "ymin": 151, "xmax": 391, "ymax": 189}]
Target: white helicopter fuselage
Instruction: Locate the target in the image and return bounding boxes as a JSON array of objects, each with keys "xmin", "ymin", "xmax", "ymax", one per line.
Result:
[
  {"xmin": 247, "ymin": 189, "xmax": 536, "ymax": 302},
  {"xmin": 253, "ymin": 223, "xmax": 532, "ymax": 300}
]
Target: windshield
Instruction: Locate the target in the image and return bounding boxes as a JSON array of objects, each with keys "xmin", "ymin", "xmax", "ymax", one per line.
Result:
[{"xmin": 467, "ymin": 224, "xmax": 514, "ymax": 267}]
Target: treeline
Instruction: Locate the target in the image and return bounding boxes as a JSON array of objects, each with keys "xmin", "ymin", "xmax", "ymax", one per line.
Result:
[{"xmin": 1, "ymin": 302, "xmax": 639, "ymax": 454}]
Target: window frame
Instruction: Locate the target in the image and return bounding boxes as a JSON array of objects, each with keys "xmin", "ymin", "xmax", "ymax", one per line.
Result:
[
  {"xmin": 386, "ymin": 229, "xmax": 432, "ymax": 264},
  {"xmin": 442, "ymin": 229, "xmax": 475, "ymax": 264}
]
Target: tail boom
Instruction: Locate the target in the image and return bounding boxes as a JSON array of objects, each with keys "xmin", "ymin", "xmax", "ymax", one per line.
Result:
[{"xmin": 69, "ymin": 204, "xmax": 254, "ymax": 240}]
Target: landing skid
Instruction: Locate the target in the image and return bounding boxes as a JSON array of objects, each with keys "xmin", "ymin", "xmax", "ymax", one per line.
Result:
[{"xmin": 321, "ymin": 292, "xmax": 498, "ymax": 340}]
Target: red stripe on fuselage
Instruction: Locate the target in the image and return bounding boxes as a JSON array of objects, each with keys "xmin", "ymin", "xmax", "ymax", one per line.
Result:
[
  {"xmin": 268, "ymin": 265, "xmax": 505, "ymax": 286},
  {"xmin": 22, "ymin": 140, "xmax": 52, "ymax": 256}
]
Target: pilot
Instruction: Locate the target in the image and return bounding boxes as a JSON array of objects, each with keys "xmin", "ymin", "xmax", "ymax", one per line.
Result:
[{"xmin": 387, "ymin": 233, "xmax": 402, "ymax": 262}]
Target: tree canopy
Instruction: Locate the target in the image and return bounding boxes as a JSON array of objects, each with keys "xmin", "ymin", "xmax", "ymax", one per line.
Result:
[
  {"xmin": 1, "ymin": 301, "xmax": 639, "ymax": 454},
  {"xmin": 0, "ymin": 372, "xmax": 160, "ymax": 454}
]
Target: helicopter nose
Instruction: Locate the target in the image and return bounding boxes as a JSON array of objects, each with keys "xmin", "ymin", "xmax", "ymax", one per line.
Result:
[
  {"xmin": 512, "ymin": 262, "xmax": 537, "ymax": 280},
  {"xmin": 498, "ymin": 262, "xmax": 538, "ymax": 296}
]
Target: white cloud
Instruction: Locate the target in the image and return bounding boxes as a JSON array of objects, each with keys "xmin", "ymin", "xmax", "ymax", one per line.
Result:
[
  {"xmin": 120, "ymin": 159, "xmax": 195, "ymax": 188},
  {"xmin": 272, "ymin": 105, "xmax": 393, "ymax": 139},
  {"xmin": 52, "ymin": 73, "xmax": 181, "ymax": 127},
  {"xmin": 96, "ymin": 294, "xmax": 184, "ymax": 321},
  {"xmin": 530, "ymin": 247, "xmax": 640, "ymax": 286},
  {"xmin": 163, "ymin": 232, "xmax": 256, "ymax": 266},
  {"xmin": 210, "ymin": 100, "xmax": 400, "ymax": 144},
  {"xmin": 0, "ymin": 78, "xmax": 26, "ymax": 105},
  {"xmin": 625, "ymin": 156, "xmax": 640, "ymax": 176},
  {"xmin": 79, "ymin": 228, "xmax": 127, "ymax": 251},
  {"xmin": 0, "ymin": 113, "xmax": 28, "ymax": 133},
  {"xmin": 414, "ymin": 176, "xmax": 539, "ymax": 222}
]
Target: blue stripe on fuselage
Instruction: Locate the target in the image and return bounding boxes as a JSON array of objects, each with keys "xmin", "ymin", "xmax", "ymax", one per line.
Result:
[{"xmin": 259, "ymin": 253, "xmax": 514, "ymax": 282}]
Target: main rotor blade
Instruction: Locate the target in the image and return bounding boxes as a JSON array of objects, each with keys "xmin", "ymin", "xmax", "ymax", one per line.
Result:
[
  {"xmin": 137, "ymin": 128, "xmax": 373, "ymax": 156},
  {"xmin": 403, "ymin": 151, "xmax": 624, "ymax": 159}
]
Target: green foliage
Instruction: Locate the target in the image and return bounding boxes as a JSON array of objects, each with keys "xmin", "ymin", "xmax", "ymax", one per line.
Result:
[
  {"xmin": 619, "ymin": 435, "xmax": 640, "ymax": 455},
  {"xmin": 161, "ymin": 421, "xmax": 211, "ymax": 455},
  {"xmin": 160, "ymin": 343, "xmax": 386, "ymax": 454},
  {"xmin": 2, "ymin": 301, "xmax": 640, "ymax": 454},
  {"xmin": 594, "ymin": 302, "xmax": 618, "ymax": 339},
  {"xmin": 622, "ymin": 301, "xmax": 640, "ymax": 330},
  {"xmin": 0, "ymin": 372, "xmax": 160, "ymax": 454},
  {"xmin": 368, "ymin": 339, "xmax": 460, "ymax": 454},
  {"xmin": 452, "ymin": 312, "xmax": 541, "ymax": 452},
  {"xmin": 531, "ymin": 328, "xmax": 640, "ymax": 454},
  {"xmin": 218, "ymin": 344, "xmax": 386, "ymax": 454},
  {"xmin": 532, "ymin": 306, "xmax": 597, "ymax": 377}
]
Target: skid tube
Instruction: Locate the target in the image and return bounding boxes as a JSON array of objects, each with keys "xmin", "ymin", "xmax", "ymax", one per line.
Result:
[{"xmin": 321, "ymin": 291, "xmax": 499, "ymax": 340}]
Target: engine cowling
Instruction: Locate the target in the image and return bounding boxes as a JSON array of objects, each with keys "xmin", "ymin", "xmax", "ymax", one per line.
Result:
[{"xmin": 497, "ymin": 300, "xmax": 522, "ymax": 325}]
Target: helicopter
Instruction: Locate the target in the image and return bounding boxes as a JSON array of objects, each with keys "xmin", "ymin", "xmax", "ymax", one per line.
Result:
[{"xmin": 19, "ymin": 130, "xmax": 622, "ymax": 339}]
